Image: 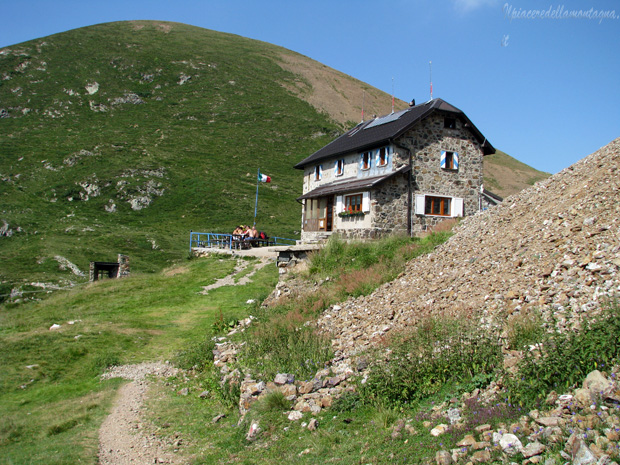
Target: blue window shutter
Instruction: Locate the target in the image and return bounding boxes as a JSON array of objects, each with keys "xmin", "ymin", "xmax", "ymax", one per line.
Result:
[
  {"xmin": 440, "ymin": 150, "xmax": 446, "ymax": 169},
  {"xmin": 319, "ymin": 165, "xmax": 323, "ymax": 180},
  {"xmin": 453, "ymin": 152, "xmax": 459, "ymax": 170},
  {"xmin": 334, "ymin": 160, "xmax": 338, "ymax": 173},
  {"xmin": 359, "ymin": 154, "xmax": 364, "ymax": 171}
]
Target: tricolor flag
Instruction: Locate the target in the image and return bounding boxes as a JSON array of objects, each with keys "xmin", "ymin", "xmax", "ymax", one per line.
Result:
[{"xmin": 258, "ymin": 171, "xmax": 271, "ymax": 183}]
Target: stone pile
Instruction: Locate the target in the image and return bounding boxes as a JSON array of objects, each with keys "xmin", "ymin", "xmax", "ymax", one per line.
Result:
[
  {"xmin": 212, "ymin": 337, "xmax": 355, "ymax": 418},
  {"xmin": 429, "ymin": 369, "xmax": 620, "ymax": 464},
  {"xmin": 317, "ymin": 138, "xmax": 620, "ymax": 359}
]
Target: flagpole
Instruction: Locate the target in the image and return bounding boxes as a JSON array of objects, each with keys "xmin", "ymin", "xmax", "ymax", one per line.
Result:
[{"xmin": 254, "ymin": 168, "xmax": 260, "ymax": 227}]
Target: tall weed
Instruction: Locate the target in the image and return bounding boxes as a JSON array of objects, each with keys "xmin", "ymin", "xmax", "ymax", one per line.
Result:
[
  {"xmin": 240, "ymin": 309, "xmax": 333, "ymax": 381},
  {"xmin": 506, "ymin": 308, "xmax": 544, "ymax": 349},
  {"xmin": 505, "ymin": 300, "xmax": 620, "ymax": 407},
  {"xmin": 359, "ymin": 313, "xmax": 502, "ymax": 406}
]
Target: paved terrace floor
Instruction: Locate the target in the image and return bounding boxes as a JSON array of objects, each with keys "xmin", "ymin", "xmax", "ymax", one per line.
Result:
[{"xmin": 192, "ymin": 244, "xmax": 321, "ymax": 260}]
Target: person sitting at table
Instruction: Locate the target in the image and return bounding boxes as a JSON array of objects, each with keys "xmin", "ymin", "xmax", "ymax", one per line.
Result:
[
  {"xmin": 245, "ymin": 226, "xmax": 259, "ymax": 241},
  {"xmin": 232, "ymin": 225, "xmax": 245, "ymax": 236}
]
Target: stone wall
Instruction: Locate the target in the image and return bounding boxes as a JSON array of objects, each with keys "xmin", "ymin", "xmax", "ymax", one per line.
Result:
[
  {"xmin": 396, "ymin": 112, "xmax": 484, "ymax": 233},
  {"xmin": 370, "ymin": 171, "xmax": 409, "ymax": 236}
]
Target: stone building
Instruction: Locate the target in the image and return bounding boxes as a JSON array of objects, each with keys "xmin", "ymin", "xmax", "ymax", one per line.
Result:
[{"xmin": 295, "ymin": 98, "xmax": 499, "ymax": 241}]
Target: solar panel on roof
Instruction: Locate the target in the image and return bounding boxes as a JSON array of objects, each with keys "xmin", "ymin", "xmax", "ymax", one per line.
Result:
[{"xmin": 363, "ymin": 109, "xmax": 408, "ymax": 130}]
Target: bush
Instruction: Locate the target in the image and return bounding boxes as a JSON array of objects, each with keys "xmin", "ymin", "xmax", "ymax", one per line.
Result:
[
  {"xmin": 359, "ymin": 313, "xmax": 502, "ymax": 406},
  {"xmin": 174, "ymin": 337, "xmax": 215, "ymax": 372},
  {"xmin": 505, "ymin": 300, "xmax": 620, "ymax": 407},
  {"xmin": 240, "ymin": 311, "xmax": 333, "ymax": 381},
  {"xmin": 506, "ymin": 308, "xmax": 544, "ymax": 349}
]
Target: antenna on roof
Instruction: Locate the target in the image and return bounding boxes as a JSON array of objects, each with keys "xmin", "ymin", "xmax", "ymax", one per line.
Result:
[
  {"xmin": 361, "ymin": 90, "xmax": 365, "ymax": 123},
  {"xmin": 391, "ymin": 77, "xmax": 395, "ymax": 114},
  {"xmin": 429, "ymin": 61, "xmax": 433, "ymax": 100}
]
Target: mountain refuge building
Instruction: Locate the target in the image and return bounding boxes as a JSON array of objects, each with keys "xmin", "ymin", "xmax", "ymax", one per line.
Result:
[{"xmin": 295, "ymin": 98, "xmax": 500, "ymax": 242}]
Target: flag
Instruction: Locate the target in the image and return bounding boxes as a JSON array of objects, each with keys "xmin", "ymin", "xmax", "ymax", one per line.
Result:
[{"xmin": 258, "ymin": 171, "xmax": 271, "ymax": 183}]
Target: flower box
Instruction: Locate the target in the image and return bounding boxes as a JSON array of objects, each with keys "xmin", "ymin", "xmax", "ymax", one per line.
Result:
[{"xmin": 338, "ymin": 211, "xmax": 365, "ymax": 218}]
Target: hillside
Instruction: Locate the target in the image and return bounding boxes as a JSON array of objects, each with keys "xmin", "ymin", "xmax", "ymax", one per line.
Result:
[
  {"xmin": 0, "ymin": 20, "xmax": 409, "ymax": 292},
  {"xmin": 0, "ymin": 20, "xmax": 543, "ymax": 293},
  {"xmin": 483, "ymin": 149, "xmax": 550, "ymax": 199}
]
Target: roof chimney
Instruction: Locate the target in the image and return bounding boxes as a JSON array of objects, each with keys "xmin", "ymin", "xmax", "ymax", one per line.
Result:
[{"xmin": 409, "ymin": 99, "xmax": 416, "ymax": 107}]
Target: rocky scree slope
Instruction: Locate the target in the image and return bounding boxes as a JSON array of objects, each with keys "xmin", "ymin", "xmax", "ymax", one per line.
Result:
[{"xmin": 319, "ymin": 137, "xmax": 620, "ymax": 358}]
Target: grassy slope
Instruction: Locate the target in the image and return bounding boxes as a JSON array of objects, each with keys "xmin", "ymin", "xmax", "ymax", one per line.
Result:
[
  {"xmin": 0, "ymin": 21, "xmax": 339, "ymax": 288},
  {"xmin": 0, "ymin": 256, "xmax": 278, "ymax": 463},
  {"xmin": 483, "ymin": 149, "xmax": 550, "ymax": 199},
  {"xmin": 1, "ymin": 20, "xmax": 547, "ymax": 292}
]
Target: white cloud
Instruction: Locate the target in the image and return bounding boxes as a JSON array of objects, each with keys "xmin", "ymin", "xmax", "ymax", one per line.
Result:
[{"xmin": 453, "ymin": 0, "xmax": 498, "ymax": 12}]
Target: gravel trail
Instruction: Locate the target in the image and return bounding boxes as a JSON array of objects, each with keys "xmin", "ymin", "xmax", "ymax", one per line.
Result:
[
  {"xmin": 98, "ymin": 362, "xmax": 182, "ymax": 465},
  {"xmin": 98, "ymin": 258, "xmax": 269, "ymax": 464}
]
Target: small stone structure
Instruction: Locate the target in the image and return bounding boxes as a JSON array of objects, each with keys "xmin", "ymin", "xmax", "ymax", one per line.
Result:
[
  {"xmin": 90, "ymin": 254, "xmax": 130, "ymax": 282},
  {"xmin": 274, "ymin": 244, "xmax": 321, "ymax": 268}
]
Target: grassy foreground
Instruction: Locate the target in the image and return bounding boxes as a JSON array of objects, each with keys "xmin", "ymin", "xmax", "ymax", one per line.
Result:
[
  {"xmin": 0, "ymin": 255, "xmax": 277, "ymax": 464},
  {"xmin": 4, "ymin": 231, "xmax": 617, "ymax": 464}
]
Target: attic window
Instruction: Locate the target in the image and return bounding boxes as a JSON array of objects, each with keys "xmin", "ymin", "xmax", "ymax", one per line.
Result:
[
  {"xmin": 444, "ymin": 117, "xmax": 456, "ymax": 129},
  {"xmin": 378, "ymin": 147, "xmax": 388, "ymax": 166},
  {"xmin": 361, "ymin": 152, "xmax": 371, "ymax": 170},
  {"xmin": 314, "ymin": 165, "xmax": 323, "ymax": 181},
  {"xmin": 335, "ymin": 159, "xmax": 344, "ymax": 176},
  {"xmin": 440, "ymin": 151, "xmax": 459, "ymax": 171}
]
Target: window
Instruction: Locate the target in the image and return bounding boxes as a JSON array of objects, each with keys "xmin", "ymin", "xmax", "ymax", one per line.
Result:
[
  {"xmin": 440, "ymin": 151, "xmax": 459, "ymax": 170},
  {"xmin": 414, "ymin": 194, "xmax": 463, "ymax": 217},
  {"xmin": 345, "ymin": 194, "xmax": 363, "ymax": 213},
  {"xmin": 361, "ymin": 152, "xmax": 371, "ymax": 170},
  {"xmin": 425, "ymin": 196, "xmax": 451, "ymax": 216},
  {"xmin": 444, "ymin": 117, "xmax": 456, "ymax": 129},
  {"xmin": 377, "ymin": 147, "xmax": 388, "ymax": 166},
  {"xmin": 314, "ymin": 164, "xmax": 323, "ymax": 181},
  {"xmin": 335, "ymin": 159, "xmax": 344, "ymax": 176}
]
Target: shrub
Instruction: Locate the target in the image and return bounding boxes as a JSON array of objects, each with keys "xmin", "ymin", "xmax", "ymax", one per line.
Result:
[
  {"xmin": 505, "ymin": 300, "xmax": 620, "ymax": 407},
  {"xmin": 239, "ymin": 310, "xmax": 333, "ymax": 381},
  {"xmin": 254, "ymin": 390, "xmax": 290, "ymax": 413},
  {"xmin": 506, "ymin": 308, "xmax": 545, "ymax": 349},
  {"xmin": 174, "ymin": 337, "xmax": 215, "ymax": 372},
  {"xmin": 359, "ymin": 313, "xmax": 502, "ymax": 406}
]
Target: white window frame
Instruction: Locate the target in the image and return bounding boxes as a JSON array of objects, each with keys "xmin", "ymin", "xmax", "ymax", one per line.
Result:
[
  {"xmin": 414, "ymin": 194, "xmax": 463, "ymax": 217},
  {"xmin": 376, "ymin": 146, "xmax": 389, "ymax": 167},
  {"xmin": 314, "ymin": 164, "xmax": 323, "ymax": 181},
  {"xmin": 360, "ymin": 152, "xmax": 371, "ymax": 171},
  {"xmin": 336, "ymin": 191, "xmax": 370, "ymax": 213}
]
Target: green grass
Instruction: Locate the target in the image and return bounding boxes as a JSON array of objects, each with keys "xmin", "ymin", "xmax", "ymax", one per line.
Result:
[
  {"xmin": 0, "ymin": 255, "xmax": 278, "ymax": 464},
  {"xmin": 0, "ymin": 20, "xmax": 339, "ymax": 290}
]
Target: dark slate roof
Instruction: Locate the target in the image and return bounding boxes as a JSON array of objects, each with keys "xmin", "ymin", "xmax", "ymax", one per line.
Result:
[
  {"xmin": 482, "ymin": 188, "xmax": 503, "ymax": 204},
  {"xmin": 297, "ymin": 165, "xmax": 410, "ymax": 200},
  {"xmin": 294, "ymin": 98, "xmax": 495, "ymax": 169}
]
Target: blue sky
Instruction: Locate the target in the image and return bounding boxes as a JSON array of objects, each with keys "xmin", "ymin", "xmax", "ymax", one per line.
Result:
[{"xmin": 1, "ymin": 0, "xmax": 619, "ymax": 174}]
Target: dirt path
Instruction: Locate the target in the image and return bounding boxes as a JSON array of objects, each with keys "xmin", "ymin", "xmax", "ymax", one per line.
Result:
[
  {"xmin": 98, "ymin": 363, "xmax": 182, "ymax": 465},
  {"xmin": 200, "ymin": 257, "xmax": 271, "ymax": 293},
  {"xmin": 98, "ymin": 258, "xmax": 269, "ymax": 464}
]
